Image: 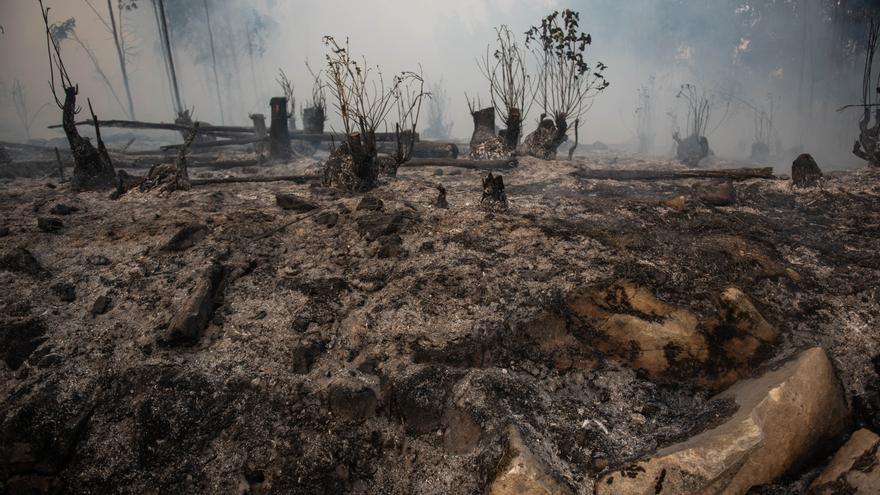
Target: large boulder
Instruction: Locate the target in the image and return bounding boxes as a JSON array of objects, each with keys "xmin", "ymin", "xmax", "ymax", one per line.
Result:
[
  {"xmin": 809, "ymin": 428, "xmax": 880, "ymax": 494},
  {"xmin": 487, "ymin": 426, "xmax": 573, "ymax": 495},
  {"xmin": 596, "ymin": 347, "xmax": 849, "ymax": 495}
]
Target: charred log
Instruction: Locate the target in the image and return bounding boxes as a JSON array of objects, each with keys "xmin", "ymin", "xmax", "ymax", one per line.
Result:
[
  {"xmin": 572, "ymin": 167, "xmax": 773, "ymax": 181},
  {"xmin": 377, "ymin": 141, "xmax": 458, "ymax": 159}
]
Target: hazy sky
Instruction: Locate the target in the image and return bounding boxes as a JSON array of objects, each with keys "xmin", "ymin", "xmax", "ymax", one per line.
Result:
[{"xmin": 0, "ymin": 1, "xmax": 869, "ymax": 166}]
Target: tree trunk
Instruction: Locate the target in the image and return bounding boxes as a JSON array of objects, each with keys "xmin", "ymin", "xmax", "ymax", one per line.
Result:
[
  {"xmin": 202, "ymin": 0, "xmax": 225, "ymax": 125},
  {"xmin": 499, "ymin": 107, "xmax": 522, "ymax": 151},
  {"xmin": 269, "ymin": 97, "xmax": 290, "ymax": 160},
  {"xmin": 156, "ymin": 0, "xmax": 183, "ymax": 115},
  {"xmin": 62, "ymin": 88, "xmax": 115, "ymax": 191},
  {"xmin": 107, "ymin": 0, "xmax": 135, "ymax": 119}
]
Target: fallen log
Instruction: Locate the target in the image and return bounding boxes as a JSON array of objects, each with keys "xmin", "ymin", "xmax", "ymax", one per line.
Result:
[
  {"xmin": 572, "ymin": 167, "xmax": 775, "ymax": 181},
  {"xmin": 189, "ymin": 175, "xmax": 318, "ymax": 186},
  {"xmin": 47, "ymin": 119, "xmax": 254, "ymax": 135},
  {"xmin": 377, "ymin": 141, "xmax": 458, "ymax": 159},
  {"xmin": 291, "ymin": 131, "xmax": 418, "ymax": 143},
  {"xmin": 161, "ymin": 136, "xmax": 266, "ymax": 151},
  {"xmin": 399, "ymin": 157, "xmax": 517, "ymax": 170}
]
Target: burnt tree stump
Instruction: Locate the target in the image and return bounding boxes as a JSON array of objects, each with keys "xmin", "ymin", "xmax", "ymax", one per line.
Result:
[
  {"xmin": 518, "ymin": 117, "xmax": 568, "ymax": 160},
  {"xmin": 269, "ymin": 97, "xmax": 291, "ymax": 161},
  {"xmin": 302, "ymin": 106, "xmax": 326, "ymax": 134},
  {"xmin": 674, "ymin": 133, "xmax": 712, "ymax": 167},
  {"xmin": 481, "ymin": 172, "xmax": 508, "ymax": 210},
  {"xmin": 792, "ymin": 153, "xmax": 822, "ymax": 188},
  {"xmin": 62, "ymin": 88, "xmax": 115, "ymax": 191},
  {"xmin": 498, "ymin": 107, "xmax": 523, "ymax": 151}
]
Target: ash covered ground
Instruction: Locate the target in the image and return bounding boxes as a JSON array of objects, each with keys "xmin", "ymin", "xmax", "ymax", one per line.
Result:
[{"xmin": 1, "ymin": 148, "xmax": 879, "ymax": 494}]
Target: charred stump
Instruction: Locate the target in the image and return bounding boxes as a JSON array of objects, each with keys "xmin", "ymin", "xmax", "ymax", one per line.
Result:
[
  {"xmin": 469, "ymin": 107, "xmax": 508, "ymax": 160},
  {"xmin": 674, "ymin": 132, "xmax": 712, "ymax": 167},
  {"xmin": 498, "ymin": 107, "xmax": 522, "ymax": 151},
  {"xmin": 302, "ymin": 106, "xmax": 326, "ymax": 134},
  {"xmin": 269, "ymin": 97, "xmax": 291, "ymax": 160},
  {"xmin": 792, "ymin": 153, "xmax": 822, "ymax": 188},
  {"xmin": 322, "ymin": 134, "xmax": 379, "ymax": 192},
  {"xmin": 481, "ymin": 172, "xmax": 508, "ymax": 210},
  {"xmin": 249, "ymin": 113, "xmax": 268, "ymax": 154},
  {"xmin": 518, "ymin": 116, "xmax": 568, "ymax": 160},
  {"xmin": 62, "ymin": 88, "xmax": 115, "ymax": 191}
]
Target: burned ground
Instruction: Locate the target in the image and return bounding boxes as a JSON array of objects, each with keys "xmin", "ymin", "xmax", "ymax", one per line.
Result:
[{"xmin": 1, "ymin": 149, "xmax": 879, "ymax": 494}]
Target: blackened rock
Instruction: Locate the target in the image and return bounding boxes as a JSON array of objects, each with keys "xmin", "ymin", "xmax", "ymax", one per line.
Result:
[
  {"xmin": 86, "ymin": 255, "xmax": 110, "ymax": 266},
  {"xmin": 356, "ymin": 211, "xmax": 417, "ymax": 241},
  {"xmin": 48, "ymin": 204, "xmax": 79, "ymax": 215},
  {"xmin": 792, "ymin": 153, "xmax": 822, "ymax": 188},
  {"xmin": 162, "ymin": 224, "xmax": 208, "ymax": 252},
  {"xmin": 37, "ymin": 217, "xmax": 63, "ymax": 233},
  {"xmin": 52, "ymin": 282, "xmax": 76, "ymax": 302},
  {"xmin": 0, "ymin": 226, "xmax": 9, "ymax": 237},
  {"xmin": 159, "ymin": 263, "xmax": 226, "ymax": 346},
  {"xmin": 0, "ymin": 319, "xmax": 47, "ymax": 370},
  {"xmin": 695, "ymin": 180, "xmax": 736, "ymax": 206},
  {"xmin": 314, "ymin": 211, "xmax": 339, "ymax": 227},
  {"xmin": 91, "ymin": 295, "xmax": 111, "ymax": 316},
  {"xmin": 376, "ymin": 234, "xmax": 405, "ymax": 259},
  {"xmin": 0, "ymin": 247, "xmax": 47, "ymax": 276},
  {"xmin": 328, "ymin": 381, "xmax": 378, "ymax": 420},
  {"xmin": 356, "ymin": 196, "xmax": 384, "ymax": 211},
  {"xmin": 275, "ymin": 193, "xmax": 318, "ymax": 212}
]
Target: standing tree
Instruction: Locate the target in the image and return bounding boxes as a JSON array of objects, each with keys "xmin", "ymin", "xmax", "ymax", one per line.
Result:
[
  {"xmin": 11, "ymin": 80, "xmax": 52, "ymax": 141},
  {"xmin": 40, "ymin": 0, "xmax": 115, "ymax": 191},
  {"xmin": 521, "ymin": 9, "xmax": 609, "ymax": 160},
  {"xmin": 422, "ymin": 77, "xmax": 453, "ymax": 139},
  {"xmin": 478, "ymin": 25, "xmax": 533, "ymax": 151},
  {"xmin": 320, "ymin": 36, "xmax": 425, "ymax": 191},
  {"xmin": 84, "ymin": 0, "xmax": 138, "ymax": 119},
  {"xmin": 852, "ymin": 17, "xmax": 880, "ymax": 167},
  {"xmin": 634, "ymin": 77, "xmax": 655, "ymax": 153}
]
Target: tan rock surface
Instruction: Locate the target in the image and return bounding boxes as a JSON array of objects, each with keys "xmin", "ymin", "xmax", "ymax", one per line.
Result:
[
  {"xmin": 809, "ymin": 428, "xmax": 880, "ymax": 494},
  {"xmin": 487, "ymin": 426, "xmax": 573, "ymax": 495},
  {"xmin": 596, "ymin": 347, "xmax": 849, "ymax": 495}
]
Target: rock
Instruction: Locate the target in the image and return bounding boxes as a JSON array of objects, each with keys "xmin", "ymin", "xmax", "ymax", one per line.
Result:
[
  {"xmin": 159, "ymin": 262, "xmax": 226, "ymax": 346},
  {"xmin": 0, "ymin": 247, "xmax": 46, "ymax": 276},
  {"xmin": 86, "ymin": 255, "xmax": 110, "ymax": 266},
  {"xmin": 51, "ymin": 282, "xmax": 76, "ymax": 302},
  {"xmin": 313, "ymin": 211, "xmax": 339, "ymax": 227},
  {"xmin": 596, "ymin": 348, "xmax": 849, "ymax": 495},
  {"xmin": 792, "ymin": 153, "xmax": 822, "ymax": 188},
  {"xmin": 275, "ymin": 193, "xmax": 318, "ymax": 212},
  {"xmin": 486, "ymin": 426, "xmax": 573, "ymax": 495},
  {"xmin": 356, "ymin": 211, "xmax": 416, "ymax": 242},
  {"xmin": 0, "ymin": 226, "xmax": 9, "ymax": 237},
  {"xmin": 48, "ymin": 204, "xmax": 79, "ymax": 215},
  {"xmin": 356, "ymin": 196, "xmax": 384, "ymax": 211},
  {"xmin": 0, "ymin": 319, "xmax": 47, "ymax": 370},
  {"xmin": 161, "ymin": 224, "xmax": 208, "ymax": 252},
  {"xmin": 327, "ymin": 380, "xmax": 378, "ymax": 421},
  {"xmin": 37, "ymin": 217, "xmax": 63, "ymax": 233},
  {"xmin": 566, "ymin": 282, "xmax": 779, "ymax": 388},
  {"xmin": 661, "ymin": 195, "xmax": 687, "ymax": 212},
  {"xmin": 695, "ymin": 180, "xmax": 736, "ymax": 206},
  {"xmin": 809, "ymin": 428, "xmax": 880, "ymax": 494},
  {"xmin": 91, "ymin": 295, "xmax": 111, "ymax": 316}
]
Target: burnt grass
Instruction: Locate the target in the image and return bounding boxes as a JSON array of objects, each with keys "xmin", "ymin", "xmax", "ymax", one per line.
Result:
[{"xmin": 1, "ymin": 149, "xmax": 879, "ymax": 494}]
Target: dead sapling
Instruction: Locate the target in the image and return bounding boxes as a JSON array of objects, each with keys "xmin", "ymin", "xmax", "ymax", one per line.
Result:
[
  {"xmin": 40, "ymin": 0, "xmax": 115, "ymax": 191},
  {"xmin": 634, "ymin": 78, "xmax": 655, "ymax": 153},
  {"xmin": 320, "ymin": 36, "xmax": 420, "ymax": 191},
  {"xmin": 387, "ymin": 69, "xmax": 429, "ymax": 176},
  {"xmin": 276, "ymin": 69, "xmax": 297, "ymax": 131},
  {"xmin": 423, "ymin": 78, "xmax": 453, "ymax": 139},
  {"xmin": 521, "ymin": 9, "xmax": 609, "ymax": 160},
  {"xmin": 477, "ymin": 25, "xmax": 534, "ymax": 154},
  {"xmin": 481, "ymin": 172, "xmax": 508, "ymax": 210}
]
